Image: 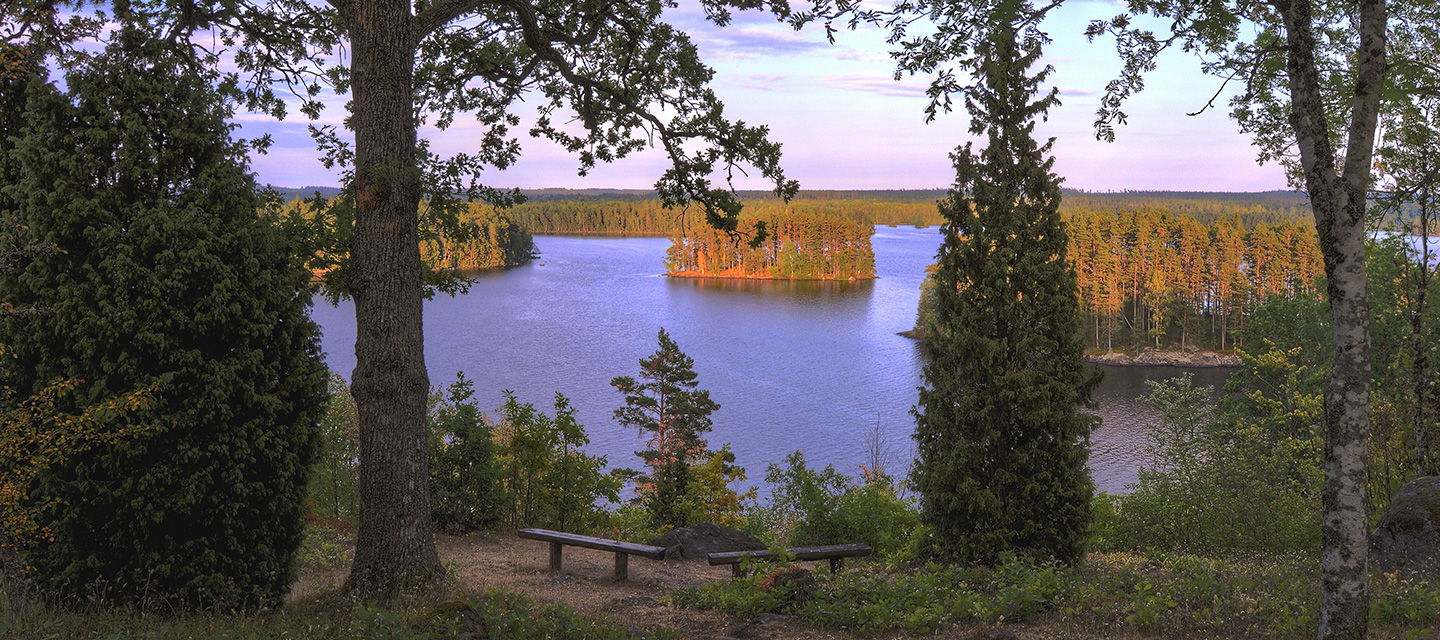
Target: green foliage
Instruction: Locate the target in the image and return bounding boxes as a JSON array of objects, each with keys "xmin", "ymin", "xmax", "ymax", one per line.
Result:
[
  {"xmin": 0, "ymin": 588, "xmax": 681, "ymax": 639},
  {"xmin": 428, "ymin": 374, "xmax": 503, "ymax": 534},
  {"xmin": 612, "ymin": 328, "xmax": 728, "ymax": 530},
  {"xmin": 674, "ymin": 445, "xmax": 755, "ymax": 530},
  {"xmin": 309, "ymin": 373, "xmax": 359, "ymax": 520},
  {"xmin": 758, "ymin": 451, "xmax": 919, "ymax": 558},
  {"xmin": 1100, "ymin": 368, "xmax": 1323, "ymax": 555},
  {"xmin": 494, "ymin": 392, "xmax": 620, "ymax": 533},
  {"xmin": 353, "ymin": 591, "xmax": 679, "ymax": 640},
  {"xmin": 0, "ymin": 29, "xmax": 326, "ymax": 611},
  {"xmin": 911, "ymin": 11, "xmax": 1098, "ymax": 565},
  {"xmin": 673, "ymin": 552, "xmax": 1066, "ymax": 634},
  {"xmin": 675, "ymin": 548, "xmax": 1440, "ymax": 637},
  {"xmin": 1104, "ymin": 236, "xmax": 1440, "ymax": 557},
  {"xmin": 296, "ymin": 521, "xmax": 351, "ymax": 570}
]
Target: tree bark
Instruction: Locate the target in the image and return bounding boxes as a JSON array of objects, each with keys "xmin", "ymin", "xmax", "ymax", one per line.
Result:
[
  {"xmin": 1275, "ymin": 0, "xmax": 1386, "ymax": 638},
  {"xmin": 343, "ymin": 0, "xmax": 444, "ymax": 596},
  {"xmin": 1, "ymin": 535, "xmax": 30, "ymax": 613}
]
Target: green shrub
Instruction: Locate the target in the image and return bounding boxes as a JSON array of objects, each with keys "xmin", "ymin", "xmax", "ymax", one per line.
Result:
[
  {"xmin": 494, "ymin": 392, "xmax": 621, "ymax": 532},
  {"xmin": 310, "ymin": 373, "xmax": 360, "ymax": 520},
  {"xmin": 674, "ymin": 548, "xmax": 1440, "ymax": 637},
  {"xmin": 674, "ymin": 553, "xmax": 1063, "ymax": 634},
  {"xmin": 1105, "ymin": 367, "xmax": 1322, "ymax": 555},
  {"xmin": 3, "ymin": 30, "xmax": 326, "ymax": 610},
  {"xmin": 428, "ymin": 373, "xmax": 503, "ymax": 533},
  {"xmin": 760, "ymin": 451, "xmax": 919, "ymax": 557},
  {"xmin": 674, "ymin": 445, "xmax": 754, "ymax": 529},
  {"xmin": 296, "ymin": 521, "xmax": 351, "ymax": 570}
]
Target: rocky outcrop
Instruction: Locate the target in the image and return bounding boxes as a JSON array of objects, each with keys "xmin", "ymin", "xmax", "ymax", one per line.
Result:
[
  {"xmin": 650, "ymin": 522, "xmax": 767, "ymax": 561},
  {"xmin": 1373, "ymin": 476, "xmax": 1440, "ymax": 576},
  {"xmin": 1087, "ymin": 346, "xmax": 1240, "ymax": 368}
]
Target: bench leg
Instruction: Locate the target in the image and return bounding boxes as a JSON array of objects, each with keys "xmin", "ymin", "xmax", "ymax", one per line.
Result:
[
  {"xmin": 615, "ymin": 552, "xmax": 629, "ymax": 581},
  {"xmin": 732, "ymin": 563, "xmax": 745, "ymax": 578},
  {"xmin": 549, "ymin": 542, "xmax": 563, "ymax": 572},
  {"xmin": 830, "ymin": 557, "xmax": 844, "ymax": 572}
]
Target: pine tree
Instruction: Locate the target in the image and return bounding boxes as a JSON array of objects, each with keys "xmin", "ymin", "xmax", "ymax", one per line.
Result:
[
  {"xmin": 612, "ymin": 328, "xmax": 720, "ymax": 529},
  {"xmin": 911, "ymin": 9, "xmax": 1100, "ymax": 565},
  {"xmin": 0, "ymin": 28, "xmax": 326, "ymax": 610}
]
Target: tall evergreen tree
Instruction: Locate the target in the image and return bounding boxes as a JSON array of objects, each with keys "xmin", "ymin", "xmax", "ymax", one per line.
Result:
[
  {"xmin": 612, "ymin": 328, "xmax": 720, "ymax": 529},
  {"xmin": 0, "ymin": 28, "xmax": 327, "ymax": 610},
  {"xmin": 910, "ymin": 6, "xmax": 1100, "ymax": 565}
]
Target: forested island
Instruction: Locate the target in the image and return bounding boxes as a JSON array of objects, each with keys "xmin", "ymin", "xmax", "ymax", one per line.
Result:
[
  {"xmin": 912, "ymin": 208, "xmax": 1324, "ymax": 355},
  {"xmin": 664, "ymin": 210, "xmax": 877, "ymax": 280}
]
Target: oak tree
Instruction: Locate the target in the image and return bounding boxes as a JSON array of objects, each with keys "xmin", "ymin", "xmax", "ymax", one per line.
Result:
[{"xmin": 0, "ymin": 0, "xmax": 803, "ymax": 597}]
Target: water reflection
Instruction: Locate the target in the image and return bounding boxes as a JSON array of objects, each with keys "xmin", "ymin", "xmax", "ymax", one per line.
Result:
[{"xmin": 666, "ymin": 275, "xmax": 876, "ymax": 299}]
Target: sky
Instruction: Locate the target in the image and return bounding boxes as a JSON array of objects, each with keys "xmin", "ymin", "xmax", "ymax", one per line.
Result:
[{"xmin": 239, "ymin": 0, "xmax": 1292, "ymax": 193}]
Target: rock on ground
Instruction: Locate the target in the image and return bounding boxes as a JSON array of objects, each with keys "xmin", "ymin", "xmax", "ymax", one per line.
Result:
[
  {"xmin": 1373, "ymin": 476, "xmax": 1440, "ymax": 576},
  {"xmin": 651, "ymin": 522, "xmax": 767, "ymax": 560}
]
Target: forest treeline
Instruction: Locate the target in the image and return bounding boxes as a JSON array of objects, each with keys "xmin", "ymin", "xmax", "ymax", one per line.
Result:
[
  {"xmin": 664, "ymin": 210, "xmax": 877, "ymax": 280},
  {"xmin": 478, "ymin": 190, "xmax": 1313, "ymax": 234},
  {"xmin": 286, "ymin": 200, "xmax": 538, "ymax": 273},
  {"xmin": 917, "ymin": 208, "xmax": 1325, "ymax": 352},
  {"xmin": 421, "ymin": 208, "xmax": 537, "ymax": 271},
  {"xmin": 1068, "ymin": 209, "xmax": 1323, "ymax": 351}
]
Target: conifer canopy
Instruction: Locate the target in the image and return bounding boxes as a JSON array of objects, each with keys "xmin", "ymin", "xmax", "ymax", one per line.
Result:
[
  {"xmin": 0, "ymin": 28, "xmax": 327, "ymax": 610},
  {"xmin": 911, "ymin": 4, "xmax": 1100, "ymax": 565}
]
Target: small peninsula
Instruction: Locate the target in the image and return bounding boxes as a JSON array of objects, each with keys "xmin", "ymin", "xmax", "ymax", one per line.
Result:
[{"xmin": 664, "ymin": 210, "xmax": 877, "ymax": 280}]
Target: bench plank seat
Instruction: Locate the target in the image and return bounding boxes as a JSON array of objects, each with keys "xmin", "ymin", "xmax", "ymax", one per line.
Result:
[
  {"xmin": 517, "ymin": 528, "xmax": 666, "ymax": 581},
  {"xmin": 707, "ymin": 543, "xmax": 872, "ymax": 576}
]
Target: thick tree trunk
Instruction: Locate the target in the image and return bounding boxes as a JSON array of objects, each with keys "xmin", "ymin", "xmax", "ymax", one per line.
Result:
[
  {"xmin": 1276, "ymin": 1, "xmax": 1385, "ymax": 638},
  {"xmin": 344, "ymin": 0, "xmax": 443, "ymax": 596}
]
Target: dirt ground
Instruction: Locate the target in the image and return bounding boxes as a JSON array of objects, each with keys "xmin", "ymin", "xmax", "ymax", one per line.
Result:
[{"xmin": 289, "ymin": 532, "xmax": 1144, "ymax": 640}]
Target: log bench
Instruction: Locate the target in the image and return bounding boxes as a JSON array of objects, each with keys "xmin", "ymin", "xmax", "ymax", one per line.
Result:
[
  {"xmin": 707, "ymin": 543, "xmax": 872, "ymax": 577},
  {"xmin": 517, "ymin": 528, "xmax": 666, "ymax": 581}
]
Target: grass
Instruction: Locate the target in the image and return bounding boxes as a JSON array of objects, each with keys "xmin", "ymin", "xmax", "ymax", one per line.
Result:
[
  {"xmin": 0, "ymin": 588, "xmax": 682, "ymax": 640},
  {"xmin": 670, "ymin": 550, "xmax": 1440, "ymax": 638}
]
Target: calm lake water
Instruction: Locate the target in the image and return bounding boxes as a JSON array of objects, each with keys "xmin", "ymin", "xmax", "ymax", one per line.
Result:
[{"xmin": 311, "ymin": 226, "xmax": 1232, "ymax": 495}]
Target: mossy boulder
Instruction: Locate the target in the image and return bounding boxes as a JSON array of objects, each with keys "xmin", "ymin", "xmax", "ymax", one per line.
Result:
[{"xmin": 1372, "ymin": 476, "xmax": 1440, "ymax": 576}]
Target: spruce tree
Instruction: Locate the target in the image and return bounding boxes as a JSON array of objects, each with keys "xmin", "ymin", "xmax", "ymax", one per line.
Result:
[
  {"xmin": 612, "ymin": 328, "xmax": 720, "ymax": 529},
  {"xmin": 911, "ymin": 10, "xmax": 1100, "ymax": 565},
  {"xmin": 0, "ymin": 28, "xmax": 326, "ymax": 610}
]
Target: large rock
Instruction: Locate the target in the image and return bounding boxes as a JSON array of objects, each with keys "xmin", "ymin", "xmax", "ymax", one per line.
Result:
[
  {"xmin": 650, "ymin": 522, "xmax": 767, "ymax": 560},
  {"xmin": 1372, "ymin": 476, "xmax": 1440, "ymax": 576}
]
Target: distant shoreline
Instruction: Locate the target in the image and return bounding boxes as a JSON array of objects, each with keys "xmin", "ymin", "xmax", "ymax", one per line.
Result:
[
  {"xmin": 897, "ymin": 329, "xmax": 1241, "ymax": 368},
  {"xmin": 666, "ymin": 270, "xmax": 876, "ymax": 282}
]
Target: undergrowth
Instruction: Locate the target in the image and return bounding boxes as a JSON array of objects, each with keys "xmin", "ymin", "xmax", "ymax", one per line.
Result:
[
  {"xmin": 671, "ymin": 551, "xmax": 1440, "ymax": 637},
  {"xmin": 0, "ymin": 588, "xmax": 678, "ymax": 640}
]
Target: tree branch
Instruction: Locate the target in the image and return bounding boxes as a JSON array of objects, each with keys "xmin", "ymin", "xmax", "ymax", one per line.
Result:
[{"xmin": 412, "ymin": 0, "xmax": 479, "ymax": 45}]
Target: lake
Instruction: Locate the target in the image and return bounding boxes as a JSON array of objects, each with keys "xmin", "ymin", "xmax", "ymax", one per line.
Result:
[{"xmin": 310, "ymin": 226, "xmax": 1232, "ymax": 495}]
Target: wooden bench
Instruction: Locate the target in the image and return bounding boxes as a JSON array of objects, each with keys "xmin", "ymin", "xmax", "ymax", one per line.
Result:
[
  {"xmin": 707, "ymin": 543, "xmax": 872, "ymax": 577},
  {"xmin": 517, "ymin": 528, "xmax": 666, "ymax": 581}
]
